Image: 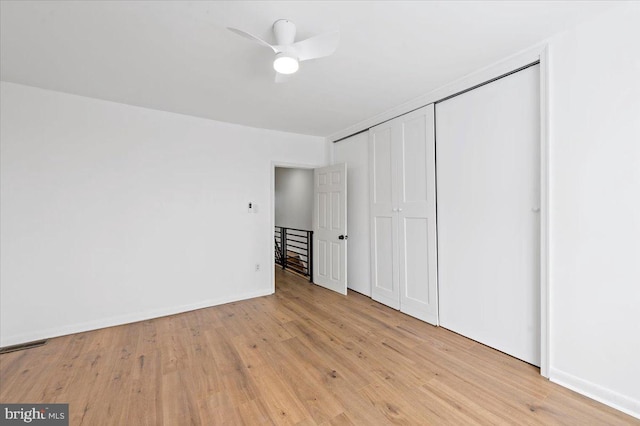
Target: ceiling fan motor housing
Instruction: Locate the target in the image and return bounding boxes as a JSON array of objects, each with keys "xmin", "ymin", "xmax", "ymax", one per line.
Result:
[{"xmin": 273, "ymin": 19, "xmax": 296, "ymax": 46}]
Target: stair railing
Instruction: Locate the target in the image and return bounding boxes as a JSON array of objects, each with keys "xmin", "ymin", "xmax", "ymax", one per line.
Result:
[{"xmin": 274, "ymin": 226, "xmax": 313, "ymax": 282}]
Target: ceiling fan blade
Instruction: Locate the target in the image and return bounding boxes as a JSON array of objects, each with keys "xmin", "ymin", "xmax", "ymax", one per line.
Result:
[
  {"xmin": 293, "ymin": 31, "xmax": 339, "ymax": 61},
  {"xmin": 227, "ymin": 27, "xmax": 278, "ymax": 53}
]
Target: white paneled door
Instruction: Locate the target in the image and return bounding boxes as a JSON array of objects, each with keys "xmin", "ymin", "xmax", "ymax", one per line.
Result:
[
  {"xmin": 313, "ymin": 164, "xmax": 347, "ymax": 295},
  {"xmin": 370, "ymin": 105, "xmax": 439, "ymax": 325},
  {"xmin": 397, "ymin": 107, "xmax": 439, "ymax": 325},
  {"xmin": 436, "ymin": 65, "xmax": 541, "ymax": 366},
  {"xmin": 370, "ymin": 120, "xmax": 399, "ymax": 309}
]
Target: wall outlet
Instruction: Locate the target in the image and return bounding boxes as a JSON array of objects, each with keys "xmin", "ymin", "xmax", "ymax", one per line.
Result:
[{"xmin": 255, "ymin": 263, "xmax": 260, "ymax": 271}]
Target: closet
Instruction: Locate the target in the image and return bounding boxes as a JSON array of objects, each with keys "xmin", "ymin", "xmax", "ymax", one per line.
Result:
[
  {"xmin": 366, "ymin": 65, "xmax": 540, "ymax": 365},
  {"xmin": 369, "ymin": 105, "xmax": 438, "ymax": 325}
]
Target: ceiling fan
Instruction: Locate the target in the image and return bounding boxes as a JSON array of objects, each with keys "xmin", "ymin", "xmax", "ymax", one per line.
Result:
[{"xmin": 227, "ymin": 19, "xmax": 339, "ymax": 82}]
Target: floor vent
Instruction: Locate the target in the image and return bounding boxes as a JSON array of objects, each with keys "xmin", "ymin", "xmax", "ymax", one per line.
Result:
[{"xmin": 0, "ymin": 339, "xmax": 48, "ymax": 355}]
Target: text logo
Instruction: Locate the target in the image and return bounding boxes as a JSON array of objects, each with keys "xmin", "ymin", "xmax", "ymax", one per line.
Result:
[{"xmin": 0, "ymin": 404, "xmax": 68, "ymax": 425}]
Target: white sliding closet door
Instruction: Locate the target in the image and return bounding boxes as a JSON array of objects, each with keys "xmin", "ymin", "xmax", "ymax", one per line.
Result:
[{"xmin": 436, "ymin": 65, "xmax": 540, "ymax": 366}]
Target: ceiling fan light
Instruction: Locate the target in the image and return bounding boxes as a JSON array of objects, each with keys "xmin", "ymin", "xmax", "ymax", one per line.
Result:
[{"xmin": 273, "ymin": 53, "xmax": 299, "ymax": 74}]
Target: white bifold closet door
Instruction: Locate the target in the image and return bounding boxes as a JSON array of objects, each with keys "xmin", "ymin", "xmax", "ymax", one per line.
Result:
[
  {"xmin": 436, "ymin": 65, "xmax": 541, "ymax": 366},
  {"xmin": 370, "ymin": 105, "xmax": 438, "ymax": 325}
]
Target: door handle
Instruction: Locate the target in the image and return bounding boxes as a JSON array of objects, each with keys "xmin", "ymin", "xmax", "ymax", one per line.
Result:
[
  {"xmin": 531, "ymin": 207, "xmax": 541, "ymax": 212},
  {"xmin": 338, "ymin": 235, "xmax": 348, "ymax": 240}
]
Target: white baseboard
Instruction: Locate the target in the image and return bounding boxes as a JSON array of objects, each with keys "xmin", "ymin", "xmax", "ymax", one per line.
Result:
[
  {"xmin": 549, "ymin": 367, "xmax": 640, "ymax": 420},
  {"xmin": 0, "ymin": 288, "xmax": 273, "ymax": 348}
]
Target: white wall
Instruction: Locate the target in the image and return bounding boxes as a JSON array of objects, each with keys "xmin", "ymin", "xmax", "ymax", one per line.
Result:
[
  {"xmin": 547, "ymin": 3, "xmax": 640, "ymax": 417},
  {"xmin": 0, "ymin": 82, "xmax": 327, "ymax": 347},
  {"xmin": 274, "ymin": 167, "xmax": 313, "ymax": 231},
  {"xmin": 332, "ymin": 132, "xmax": 371, "ymax": 296}
]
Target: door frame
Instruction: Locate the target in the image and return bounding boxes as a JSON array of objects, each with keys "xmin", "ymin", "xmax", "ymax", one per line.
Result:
[
  {"xmin": 270, "ymin": 161, "xmax": 323, "ymax": 293},
  {"xmin": 540, "ymin": 47, "xmax": 550, "ymax": 379},
  {"xmin": 328, "ymin": 45, "xmax": 550, "ymax": 378}
]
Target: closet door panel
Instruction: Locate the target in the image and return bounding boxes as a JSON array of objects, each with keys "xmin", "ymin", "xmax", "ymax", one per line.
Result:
[
  {"xmin": 397, "ymin": 105, "xmax": 438, "ymax": 325},
  {"xmin": 402, "ymin": 217, "xmax": 430, "ymax": 301},
  {"xmin": 436, "ymin": 65, "xmax": 540, "ymax": 365},
  {"xmin": 372, "ymin": 216, "xmax": 397, "ymax": 306},
  {"xmin": 372, "ymin": 126, "xmax": 394, "ymax": 206},
  {"xmin": 400, "ymin": 113, "xmax": 429, "ymax": 203},
  {"xmin": 370, "ymin": 122, "xmax": 400, "ymax": 309}
]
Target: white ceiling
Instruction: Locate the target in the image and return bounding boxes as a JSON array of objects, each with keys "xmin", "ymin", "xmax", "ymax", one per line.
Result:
[{"xmin": 0, "ymin": 1, "xmax": 617, "ymax": 137}]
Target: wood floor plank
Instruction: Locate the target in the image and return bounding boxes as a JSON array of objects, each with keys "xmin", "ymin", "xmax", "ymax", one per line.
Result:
[
  {"xmin": 237, "ymin": 397, "xmax": 276, "ymax": 425},
  {"xmin": 281, "ymin": 320, "xmax": 373, "ymax": 390},
  {"xmin": 1, "ymin": 268, "xmax": 637, "ymax": 425},
  {"xmin": 247, "ymin": 361, "xmax": 312, "ymax": 424},
  {"xmin": 264, "ymin": 337, "xmax": 346, "ymax": 424}
]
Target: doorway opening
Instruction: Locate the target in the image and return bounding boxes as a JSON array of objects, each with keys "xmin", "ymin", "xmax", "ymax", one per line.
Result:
[{"xmin": 273, "ymin": 166, "xmax": 314, "ymax": 282}]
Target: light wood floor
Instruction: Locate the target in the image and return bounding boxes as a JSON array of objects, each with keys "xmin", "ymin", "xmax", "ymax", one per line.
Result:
[{"xmin": 1, "ymin": 269, "xmax": 637, "ymax": 425}]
